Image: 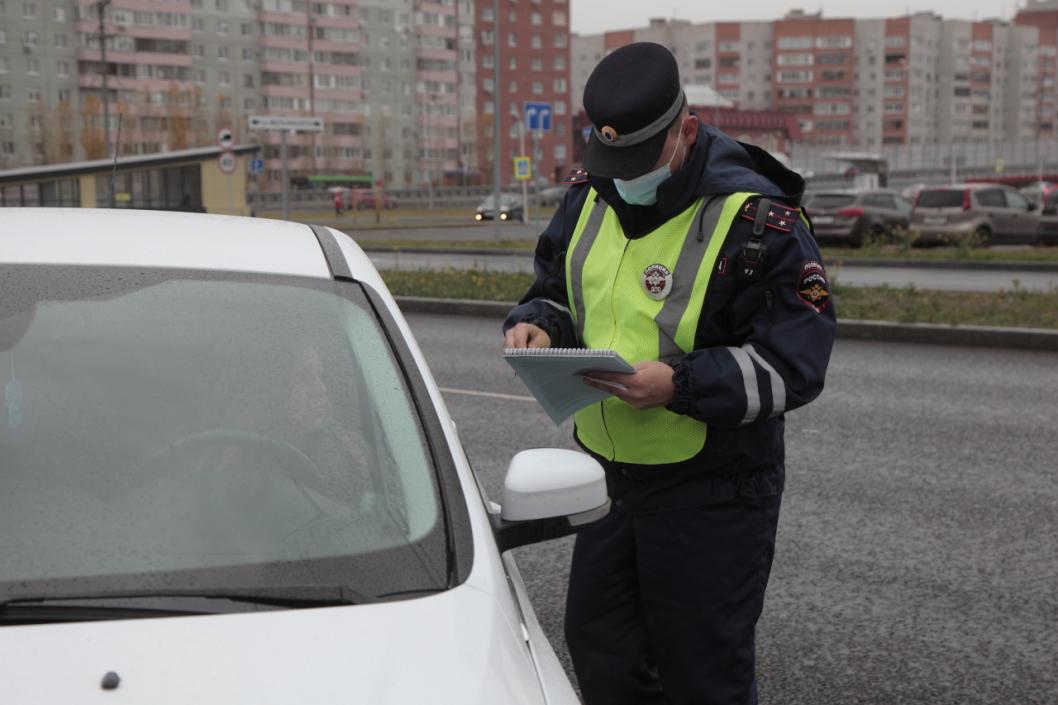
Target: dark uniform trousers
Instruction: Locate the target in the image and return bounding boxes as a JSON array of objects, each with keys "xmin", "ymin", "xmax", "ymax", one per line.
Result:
[{"xmin": 565, "ymin": 490, "xmax": 782, "ymax": 705}]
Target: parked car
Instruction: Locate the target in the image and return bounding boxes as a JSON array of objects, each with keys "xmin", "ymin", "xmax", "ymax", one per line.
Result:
[
  {"xmin": 0, "ymin": 208, "xmax": 608, "ymax": 703},
  {"xmin": 474, "ymin": 194, "xmax": 525, "ymax": 222},
  {"xmin": 1018, "ymin": 181, "xmax": 1058, "ymax": 209},
  {"xmin": 1037, "ymin": 189, "xmax": 1058, "ymax": 246},
  {"xmin": 537, "ymin": 183, "xmax": 570, "ymax": 209},
  {"xmin": 803, "ymin": 189, "xmax": 913, "ymax": 247},
  {"xmin": 911, "ymin": 184, "xmax": 1041, "ymax": 246},
  {"xmin": 350, "ymin": 189, "xmax": 398, "ymax": 210}
]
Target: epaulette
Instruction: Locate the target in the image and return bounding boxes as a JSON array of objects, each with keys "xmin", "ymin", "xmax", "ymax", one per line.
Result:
[
  {"xmin": 739, "ymin": 198, "xmax": 800, "ymax": 233},
  {"xmin": 562, "ymin": 167, "xmax": 589, "ymax": 185}
]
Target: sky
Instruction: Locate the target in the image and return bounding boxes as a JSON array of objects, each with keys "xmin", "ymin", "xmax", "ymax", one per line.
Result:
[{"xmin": 571, "ymin": 1, "xmax": 1029, "ymax": 35}]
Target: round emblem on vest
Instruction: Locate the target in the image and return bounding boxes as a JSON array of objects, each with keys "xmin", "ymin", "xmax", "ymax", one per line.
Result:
[
  {"xmin": 642, "ymin": 263, "xmax": 673, "ymax": 300},
  {"xmin": 600, "ymin": 125, "xmax": 618, "ymax": 143}
]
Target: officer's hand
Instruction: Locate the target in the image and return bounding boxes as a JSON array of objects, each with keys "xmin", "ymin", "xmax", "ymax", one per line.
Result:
[
  {"xmin": 582, "ymin": 361, "xmax": 674, "ymax": 409},
  {"xmin": 504, "ymin": 322, "xmax": 551, "ymax": 349}
]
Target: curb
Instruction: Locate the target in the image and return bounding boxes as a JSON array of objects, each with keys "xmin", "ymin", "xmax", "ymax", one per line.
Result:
[
  {"xmin": 370, "ymin": 247, "xmax": 1058, "ymax": 271},
  {"xmin": 830, "ymin": 257, "xmax": 1058, "ymax": 273},
  {"xmin": 393, "ymin": 296, "xmax": 1058, "ymax": 353}
]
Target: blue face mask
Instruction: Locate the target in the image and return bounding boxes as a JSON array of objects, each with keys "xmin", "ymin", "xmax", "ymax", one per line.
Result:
[{"xmin": 613, "ymin": 141, "xmax": 684, "ymax": 206}]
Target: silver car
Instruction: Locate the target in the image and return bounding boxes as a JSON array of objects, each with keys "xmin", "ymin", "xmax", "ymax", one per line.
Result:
[{"xmin": 911, "ymin": 184, "xmax": 1041, "ymax": 246}]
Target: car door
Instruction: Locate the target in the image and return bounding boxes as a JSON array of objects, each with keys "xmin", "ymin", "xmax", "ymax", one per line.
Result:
[
  {"xmin": 1002, "ymin": 189, "xmax": 1040, "ymax": 243},
  {"xmin": 892, "ymin": 195, "xmax": 914, "ymax": 228},
  {"xmin": 975, "ymin": 189, "xmax": 1012, "ymax": 241}
]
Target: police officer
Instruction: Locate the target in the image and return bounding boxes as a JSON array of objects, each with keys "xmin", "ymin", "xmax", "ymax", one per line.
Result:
[{"xmin": 502, "ymin": 43, "xmax": 836, "ymax": 705}]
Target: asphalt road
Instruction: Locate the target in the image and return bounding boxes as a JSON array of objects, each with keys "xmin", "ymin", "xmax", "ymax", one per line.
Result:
[
  {"xmin": 370, "ymin": 251, "xmax": 1058, "ymax": 293},
  {"xmin": 406, "ymin": 312, "xmax": 1058, "ymax": 705}
]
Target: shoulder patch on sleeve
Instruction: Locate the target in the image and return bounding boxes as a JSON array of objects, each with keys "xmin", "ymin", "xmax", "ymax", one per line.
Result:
[
  {"xmin": 562, "ymin": 167, "xmax": 589, "ymax": 185},
  {"xmin": 797, "ymin": 259, "xmax": 830, "ymax": 313},
  {"xmin": 739, "ymin": 199, "xmax": 800, "ymax": 233}
]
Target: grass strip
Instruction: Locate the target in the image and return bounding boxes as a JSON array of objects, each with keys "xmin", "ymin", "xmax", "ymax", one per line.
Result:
[{"xmin": 379, "ymin": 268, "xmax": 1058, "ymax": 330}]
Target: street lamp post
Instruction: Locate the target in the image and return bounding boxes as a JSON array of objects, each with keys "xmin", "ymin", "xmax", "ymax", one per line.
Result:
[
  {"xmin": 491, "ymin": 0, "xmax": 501, "ymax": 240},
  {"xmin": 426, "ymin": 93, "xmax": 435, "ymax": 210}
]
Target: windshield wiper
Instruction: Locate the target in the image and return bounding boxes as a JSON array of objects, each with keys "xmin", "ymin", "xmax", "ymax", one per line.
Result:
[{"xmin": 0, "ymin": 584, "xmax": 375, "ymax": 612}]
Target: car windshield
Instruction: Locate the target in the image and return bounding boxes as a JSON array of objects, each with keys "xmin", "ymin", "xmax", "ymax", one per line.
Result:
[
  {"xmin": 806, "ymin": 194, "xmax": 856, "ymax": 210},
  {"xmin": 479, "ymin": 195, "xmax": 515, "ymax": 208},
  {"xmin": 917, "ymin": 190, "xmax": 964, "ymax": 208},
  {"xmin": 0, "ymin": 266, "xmax": 448, "ymax": 602}
]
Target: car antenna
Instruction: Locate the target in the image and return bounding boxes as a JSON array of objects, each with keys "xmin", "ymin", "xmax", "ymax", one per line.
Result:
[{"xmin": 108, "ymin": 112, "xmax": 123, "ymax": 209}]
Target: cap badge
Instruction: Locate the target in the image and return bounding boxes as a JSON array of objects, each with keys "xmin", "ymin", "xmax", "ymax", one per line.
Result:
[
  {"xmin": 642, "ymin": 264, "xmax": 673, "ymax": 300},
  {"xmin": 600, "ymin": 126, "xmax": 618, "ymax": 143}
]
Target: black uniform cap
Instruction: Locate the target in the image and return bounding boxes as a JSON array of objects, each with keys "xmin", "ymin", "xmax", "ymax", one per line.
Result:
[{"xmin": 582, "ymin": 42, "xmax": 686, "ymax": 180}]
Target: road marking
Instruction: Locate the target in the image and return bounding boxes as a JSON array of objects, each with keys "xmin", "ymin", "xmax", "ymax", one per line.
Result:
[{"xmin": 439, "ymin": 387, "xmax": 534, "ymax": 402}]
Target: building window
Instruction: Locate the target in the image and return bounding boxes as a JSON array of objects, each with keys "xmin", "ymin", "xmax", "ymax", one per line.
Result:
[
  {"xmin": 531, "ymin": 34, "xmax": 542, "ymax": 49},
  {"xmin": 26, "ymin": 57, "xmax": 39, "ymax": 74},
  {"xmin": 532, "ymin": 81, "xmax": 543, "ymax": 95},
  {"xmin": 553, "ymin": 33, "xmax": 567, "ymax": 48},
  {"xmin": 553, "ymin": 77, "xmax": 567, "ymax": 92},
  {"xmin": 21, "ymin": 2, "xmax": 34, "ymax": 18},
  {"xmin": 507, "ymin": 33, "xmax": 517, "ymax": 47},
  {"xmin": 530, "ymin": 11, "xmax": 541, "ymax": 25},
  {"xmin": 777, "ymin": 37, "xmax": 812, "ymax": 50},
  {"xmin": 555, "ymin": 143, "xmax": 566, "ymax": 160},
  {"xmin": 552, "ymin": 10, "xmax": 566, "ymax": 26}
]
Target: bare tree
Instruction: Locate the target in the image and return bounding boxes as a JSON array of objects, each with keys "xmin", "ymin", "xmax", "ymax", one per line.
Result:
[
  {"xmin": 166, "ymin": 83, "xmax": 190, "ymax": 151},
  {"xmin": 80, "ymin": 95, "xmax": 107, "ymax": 159}
]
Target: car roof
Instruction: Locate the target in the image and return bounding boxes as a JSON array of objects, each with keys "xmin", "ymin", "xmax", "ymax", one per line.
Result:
[
  {"xmin": 919, "ymin": 183, "xmax": 1009, "ymax": 191},
  {"xmin": 0, "ymin": 208, "xmax": 380, "ymax": 281}
]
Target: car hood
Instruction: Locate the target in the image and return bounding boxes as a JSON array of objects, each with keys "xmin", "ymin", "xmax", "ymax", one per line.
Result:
[{"xmin": 0, "ymin": 583, "xmax": 547, "ymax": 705}]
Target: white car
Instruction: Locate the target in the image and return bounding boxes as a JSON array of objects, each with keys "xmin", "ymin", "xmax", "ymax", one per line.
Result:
[{"xmin": 0, "ymin": 208, "xmax": 608, "ymax": 703}]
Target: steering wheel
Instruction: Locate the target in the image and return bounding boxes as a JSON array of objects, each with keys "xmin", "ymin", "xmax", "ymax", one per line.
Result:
[{"xmin": 149, "ymin": 429, "xmax": 328, "ymax": 496}]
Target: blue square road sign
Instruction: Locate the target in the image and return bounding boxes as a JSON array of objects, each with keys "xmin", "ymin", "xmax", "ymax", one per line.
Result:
[{"xmin": 523, "ymin": 102, "xmax": 552, "ymax": 132}]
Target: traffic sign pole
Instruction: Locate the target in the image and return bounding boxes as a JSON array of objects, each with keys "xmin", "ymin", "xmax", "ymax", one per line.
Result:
[
  {"xmin": 519, "ymin": 119, "xmax": 529, "ymax": 222},
  {"xmin": 248, "ymin": 115, "xmax": 324, "ymax": 221}
]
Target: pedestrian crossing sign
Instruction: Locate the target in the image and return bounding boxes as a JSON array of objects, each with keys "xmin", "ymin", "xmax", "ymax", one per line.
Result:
[{"xmin": 514, "ymin": 156, "xmax": 532, "ymax": 181}]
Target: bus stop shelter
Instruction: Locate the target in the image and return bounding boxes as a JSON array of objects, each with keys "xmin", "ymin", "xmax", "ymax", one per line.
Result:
[{"xmin": 0, "ymin": 145, "xmax": 260, "ymax": 215}]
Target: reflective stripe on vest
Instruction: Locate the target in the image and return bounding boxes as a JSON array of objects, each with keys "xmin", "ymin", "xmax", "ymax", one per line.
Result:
[{"xmin": 565, "ymin": 190, "xmax": 759, "ymax": 464}]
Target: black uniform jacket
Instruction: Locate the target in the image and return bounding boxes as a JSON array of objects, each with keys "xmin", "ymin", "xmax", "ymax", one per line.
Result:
[{"xmin": 503, "ymin": 122, "xmax": 837, "ymax": 512}]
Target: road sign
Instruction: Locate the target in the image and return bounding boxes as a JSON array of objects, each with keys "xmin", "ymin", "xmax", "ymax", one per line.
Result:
[
  {"xmin": 248, "ymin": 158, "xmax": 264, "ymax": 175},
  {"xmin": 248, "ymin": 115, "xmax": 324, "ymax": 132},
  {"xmin": 217, "ymin": 128, "xmax": 234, "ymax": 149},
  {"xmin": 218, "ymin": 152, "xmax": 237, "ymax": 175},
  {"xmin": 513, "ymin": 156, "xmax": 532, "ymax": 181},
  {"xmin": 523, "ymin": 102, "xmax": 552, "ymax": 132}
]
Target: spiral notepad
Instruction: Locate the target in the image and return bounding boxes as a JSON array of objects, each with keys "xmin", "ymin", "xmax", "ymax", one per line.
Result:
[{"xmin": 503, "ymin": 347, "xmax": 635, "ymax": 425}]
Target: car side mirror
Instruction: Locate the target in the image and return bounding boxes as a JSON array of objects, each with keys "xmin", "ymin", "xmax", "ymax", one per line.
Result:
[{"xmin": 491, "ymin": 449, "xmax": 610, "ymax": 552}]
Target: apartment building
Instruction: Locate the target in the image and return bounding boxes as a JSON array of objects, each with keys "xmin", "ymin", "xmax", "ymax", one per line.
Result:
[
  {"xmin": 573, "ymin": 11, "xmax": 1051, "ymax": 152},
  {"xmin": 0, "ymin": 0, "xmax": 80, "ymax": 167},
  {"xmin": 1016, "ymin": 0, "xmax": 1058, "ymax": 139},
  {"xmin": 474, "ymin": 0, "xmax": 572, "ymax": 185}
]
